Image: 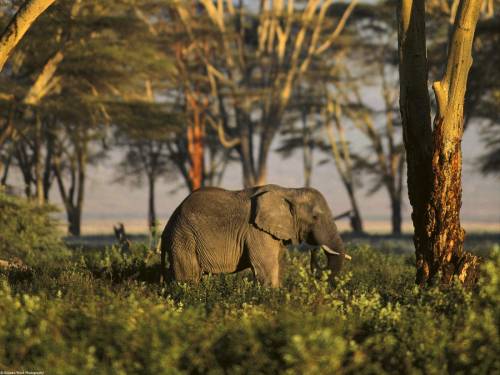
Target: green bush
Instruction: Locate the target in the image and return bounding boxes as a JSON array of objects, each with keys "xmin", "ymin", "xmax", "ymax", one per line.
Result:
[
  {"xmin": 0, "ymin": 191, "xmax": 69, "ymax": 266},
  {"xmin": 0, "ymin": 241, "xmax": 499, "ymax": 374}
]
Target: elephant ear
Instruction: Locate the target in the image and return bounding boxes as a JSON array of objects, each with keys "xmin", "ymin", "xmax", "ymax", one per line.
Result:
[{"xmin": 252, "ymin": 190, "xmax": 296, "ymax": 241}]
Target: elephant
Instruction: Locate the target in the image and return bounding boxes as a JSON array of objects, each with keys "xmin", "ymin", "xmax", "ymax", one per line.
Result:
[{"xmin": 160, "ymin": 184, "xmax": 349, "ymax": 287}]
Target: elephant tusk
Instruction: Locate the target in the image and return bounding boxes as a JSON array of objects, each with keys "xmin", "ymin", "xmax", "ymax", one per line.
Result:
[{"xmin": 321, "ymin": 245, "xmax": 352, "ymax": 261}]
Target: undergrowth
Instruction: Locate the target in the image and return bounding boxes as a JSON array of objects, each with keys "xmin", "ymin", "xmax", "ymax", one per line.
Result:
[{"xmin": 1, "ymin": 242, "xmax": 499, "ymax": 374}]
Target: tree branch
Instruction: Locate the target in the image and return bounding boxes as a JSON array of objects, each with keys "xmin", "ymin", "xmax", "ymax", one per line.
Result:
[{"xmin": 0, "ymin": 0, "xmax": 57, "ymax": 71}]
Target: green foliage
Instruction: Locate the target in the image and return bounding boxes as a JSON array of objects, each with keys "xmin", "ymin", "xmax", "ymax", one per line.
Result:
[
  {"xmin": 0, "ymin": 191, "xmax": 69, "ymax": 266},
  {"xmin": 0, "ymin": 242, "xmax": 499, "ymax": 374}
]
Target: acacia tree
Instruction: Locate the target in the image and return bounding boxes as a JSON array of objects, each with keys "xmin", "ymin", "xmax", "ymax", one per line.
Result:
[
  {"xmin": 277, "ymin": 88, "xmax": 366, "ymax": 233},
  {"xmin": 0, "ymin": 0, "xmax": 82, "ymax": 202},
  {"xmin": 337, "ymin": 60, "xmax": 405, "ymax": 235},
  {"xmin": 398, "ymin": 0, "xmax": 484, "ymax": 286},
  {"xmin": 172, "ymin": 0, "xmax": 357, "ymax": 188},
  {"xmin": 1, "ymin": 0, "xmax": 170, "ymax": 234},
  {"xmin": 52, "ymin": 121, "xmax": 94, "ymax": 236},
  {"xmin": 317, "ymin": 90, "xmax": 364, "ymax": 233},
  {"xmin": 112, "ymin": 91, "xmax": 182, "ymax": 230}
]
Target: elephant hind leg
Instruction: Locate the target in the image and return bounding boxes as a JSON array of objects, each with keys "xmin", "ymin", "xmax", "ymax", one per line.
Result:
[{"xmin": 170, "ymin": 239, "xmax": 202, "ymax": 284}]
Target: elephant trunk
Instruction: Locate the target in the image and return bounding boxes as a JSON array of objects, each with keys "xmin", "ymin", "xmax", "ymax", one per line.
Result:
[{"xmin": 321, "ymin": 231, "xmax": 349, "ymax": 277}]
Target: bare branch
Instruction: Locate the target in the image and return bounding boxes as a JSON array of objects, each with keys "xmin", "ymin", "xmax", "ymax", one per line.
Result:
[
  {"xmin": 315, "ymin": 0, "xmax": 358, "ymax": 55},
  {"xmin": 206, "ymin": 116, "xmax": 241, "ymax": 149}
]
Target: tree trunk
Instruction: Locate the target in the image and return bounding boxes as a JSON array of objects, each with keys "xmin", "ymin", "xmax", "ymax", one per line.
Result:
[
  {"xmin": 398, "ymin": 0, "xmax": 483, "ymax": 287},
  {"xmin": 148, "ymin": 174, "xmax": 156, "ymax": 230},
  {"xmin": 0, "ymin": 0, "xmax": 57, "ymax": 71},
  {"xmin": 345, "ymin": 182, "xmax": 364, "ymax": 233},
  {"xmin": 74, "ymin": 139, "xmax": 86, "ymax": 237},
  {"xmin": 186, "ymin": 94, "xmax": 205, "ymax": 191},
  {"xmin": 233, "ymin": 107, "xmax": 257, "ymax": 188},
  {"xmin": 67, "ymin": 207, "xmax": 81, "ymax": 236},
  {"xmin": 34, "ymin": 114, "xmax": 44, "ymax": 205},
  {"xmin": 302, "ymin": 107, "xmax": 313, "ymax": 188},
  {"xmin": 255, "ymin": 110, "xmax": 282, "ymax": 187},
  {"xmin": 390, "ymin": 195, "xmax": 402, "ymax": 235},
  {"xmin": 42, "ymin": 127, "xmax": 54, "ymax": 201},
  {"xmin": 0, "ymin": 104, "xmax": 16, "ymax": 180},
  {"xmin": 1, "ymin": 152, "xmax": 12, "ymax": 186},
  {"xmin": 426, "ymin": 0, "xmax": 483, "ymax": 286}
]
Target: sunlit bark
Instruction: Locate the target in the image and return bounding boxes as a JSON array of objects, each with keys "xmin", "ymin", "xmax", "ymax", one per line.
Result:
[
  {"xmin": 398, "ymin": 0, "xmax": 483, "ymax": 287},
  {"xmin": 0, "ymin": 0, "xmax": 56, "ymax": 71}
]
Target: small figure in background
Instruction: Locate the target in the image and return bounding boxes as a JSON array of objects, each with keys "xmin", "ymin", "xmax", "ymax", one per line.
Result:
[{"xmin": 113, "ymin": 222, "xmax": 130, "ymax": 253}]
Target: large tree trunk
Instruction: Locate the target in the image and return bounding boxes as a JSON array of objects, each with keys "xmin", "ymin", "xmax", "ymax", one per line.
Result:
[
  {"xmin": 426, "ymin": 0, "xmax": 483, "ymax": 286},
  {"xmin": 398, "ymin": 0, "xmax": 483, "ymax": 287},
  {"xmin": 0, "ymin": 0, "xmax": 56, "ymax": 71}
]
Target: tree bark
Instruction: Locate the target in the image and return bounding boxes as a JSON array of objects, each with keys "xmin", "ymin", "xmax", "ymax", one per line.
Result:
[
  {"xmin": 302, "ymin": 106, "xmax": 313, "ymax": 188},
  {"xmin": 398, "ymin": 0, "xmax": 483, "ymax": 287},
  {"xmin": 426, "ymin": 0, "xmax": 483, "ymax": 286},
  {"xmin": 390, "ymin": 195, "xmax": 402, "ymax": 235},
  {"xmin": 186, "ymin": 93, "xmax": 205, "ymax": 191},
  {"xmin": 0, "ymin": 0, "xmax": 57, "ymax": 71}
]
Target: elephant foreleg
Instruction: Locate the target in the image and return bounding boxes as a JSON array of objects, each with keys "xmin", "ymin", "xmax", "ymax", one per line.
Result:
[{"xmin": 246, "ymin": 231, "xmax": 284, "ymax": 288}]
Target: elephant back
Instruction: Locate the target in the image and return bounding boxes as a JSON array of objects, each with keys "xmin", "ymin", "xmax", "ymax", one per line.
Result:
[{"xmin": 178, "ymin": 187, "xmax": 251, "ymax": 229}]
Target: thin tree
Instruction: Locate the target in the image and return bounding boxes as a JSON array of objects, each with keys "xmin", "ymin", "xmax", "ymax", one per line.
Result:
[
  {"xmin": 338, "ymin": 61, "xmax": 405, "ymax": 235},
  {"xmin": 322, "ymin": 93, "xmax": 364, "ymax": 233}
]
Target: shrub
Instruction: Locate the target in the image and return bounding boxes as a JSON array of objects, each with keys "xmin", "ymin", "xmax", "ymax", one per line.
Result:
[
  {"xmin": 0, "ymin": 241, "xmax": 498, "ymax": 374},
  {"xmin": 0, "ymin": 191, "xmax": 69, "ymax": 266}
]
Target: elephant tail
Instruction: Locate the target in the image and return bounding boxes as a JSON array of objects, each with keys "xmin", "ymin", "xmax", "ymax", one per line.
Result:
[{"xmin": 159, "ymin": 236, "xmax": 166, "ymax": 284}]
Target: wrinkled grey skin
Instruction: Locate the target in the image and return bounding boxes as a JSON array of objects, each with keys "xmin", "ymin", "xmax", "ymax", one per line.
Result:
[{"xmin": 160, "ymin": 184, "xmax": 346, "ymax": 287}]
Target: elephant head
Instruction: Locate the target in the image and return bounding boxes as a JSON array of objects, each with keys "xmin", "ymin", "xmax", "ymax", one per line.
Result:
[{"xmin": 251, "ymin": 185, "xmax": 349, "ymax": 278}]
